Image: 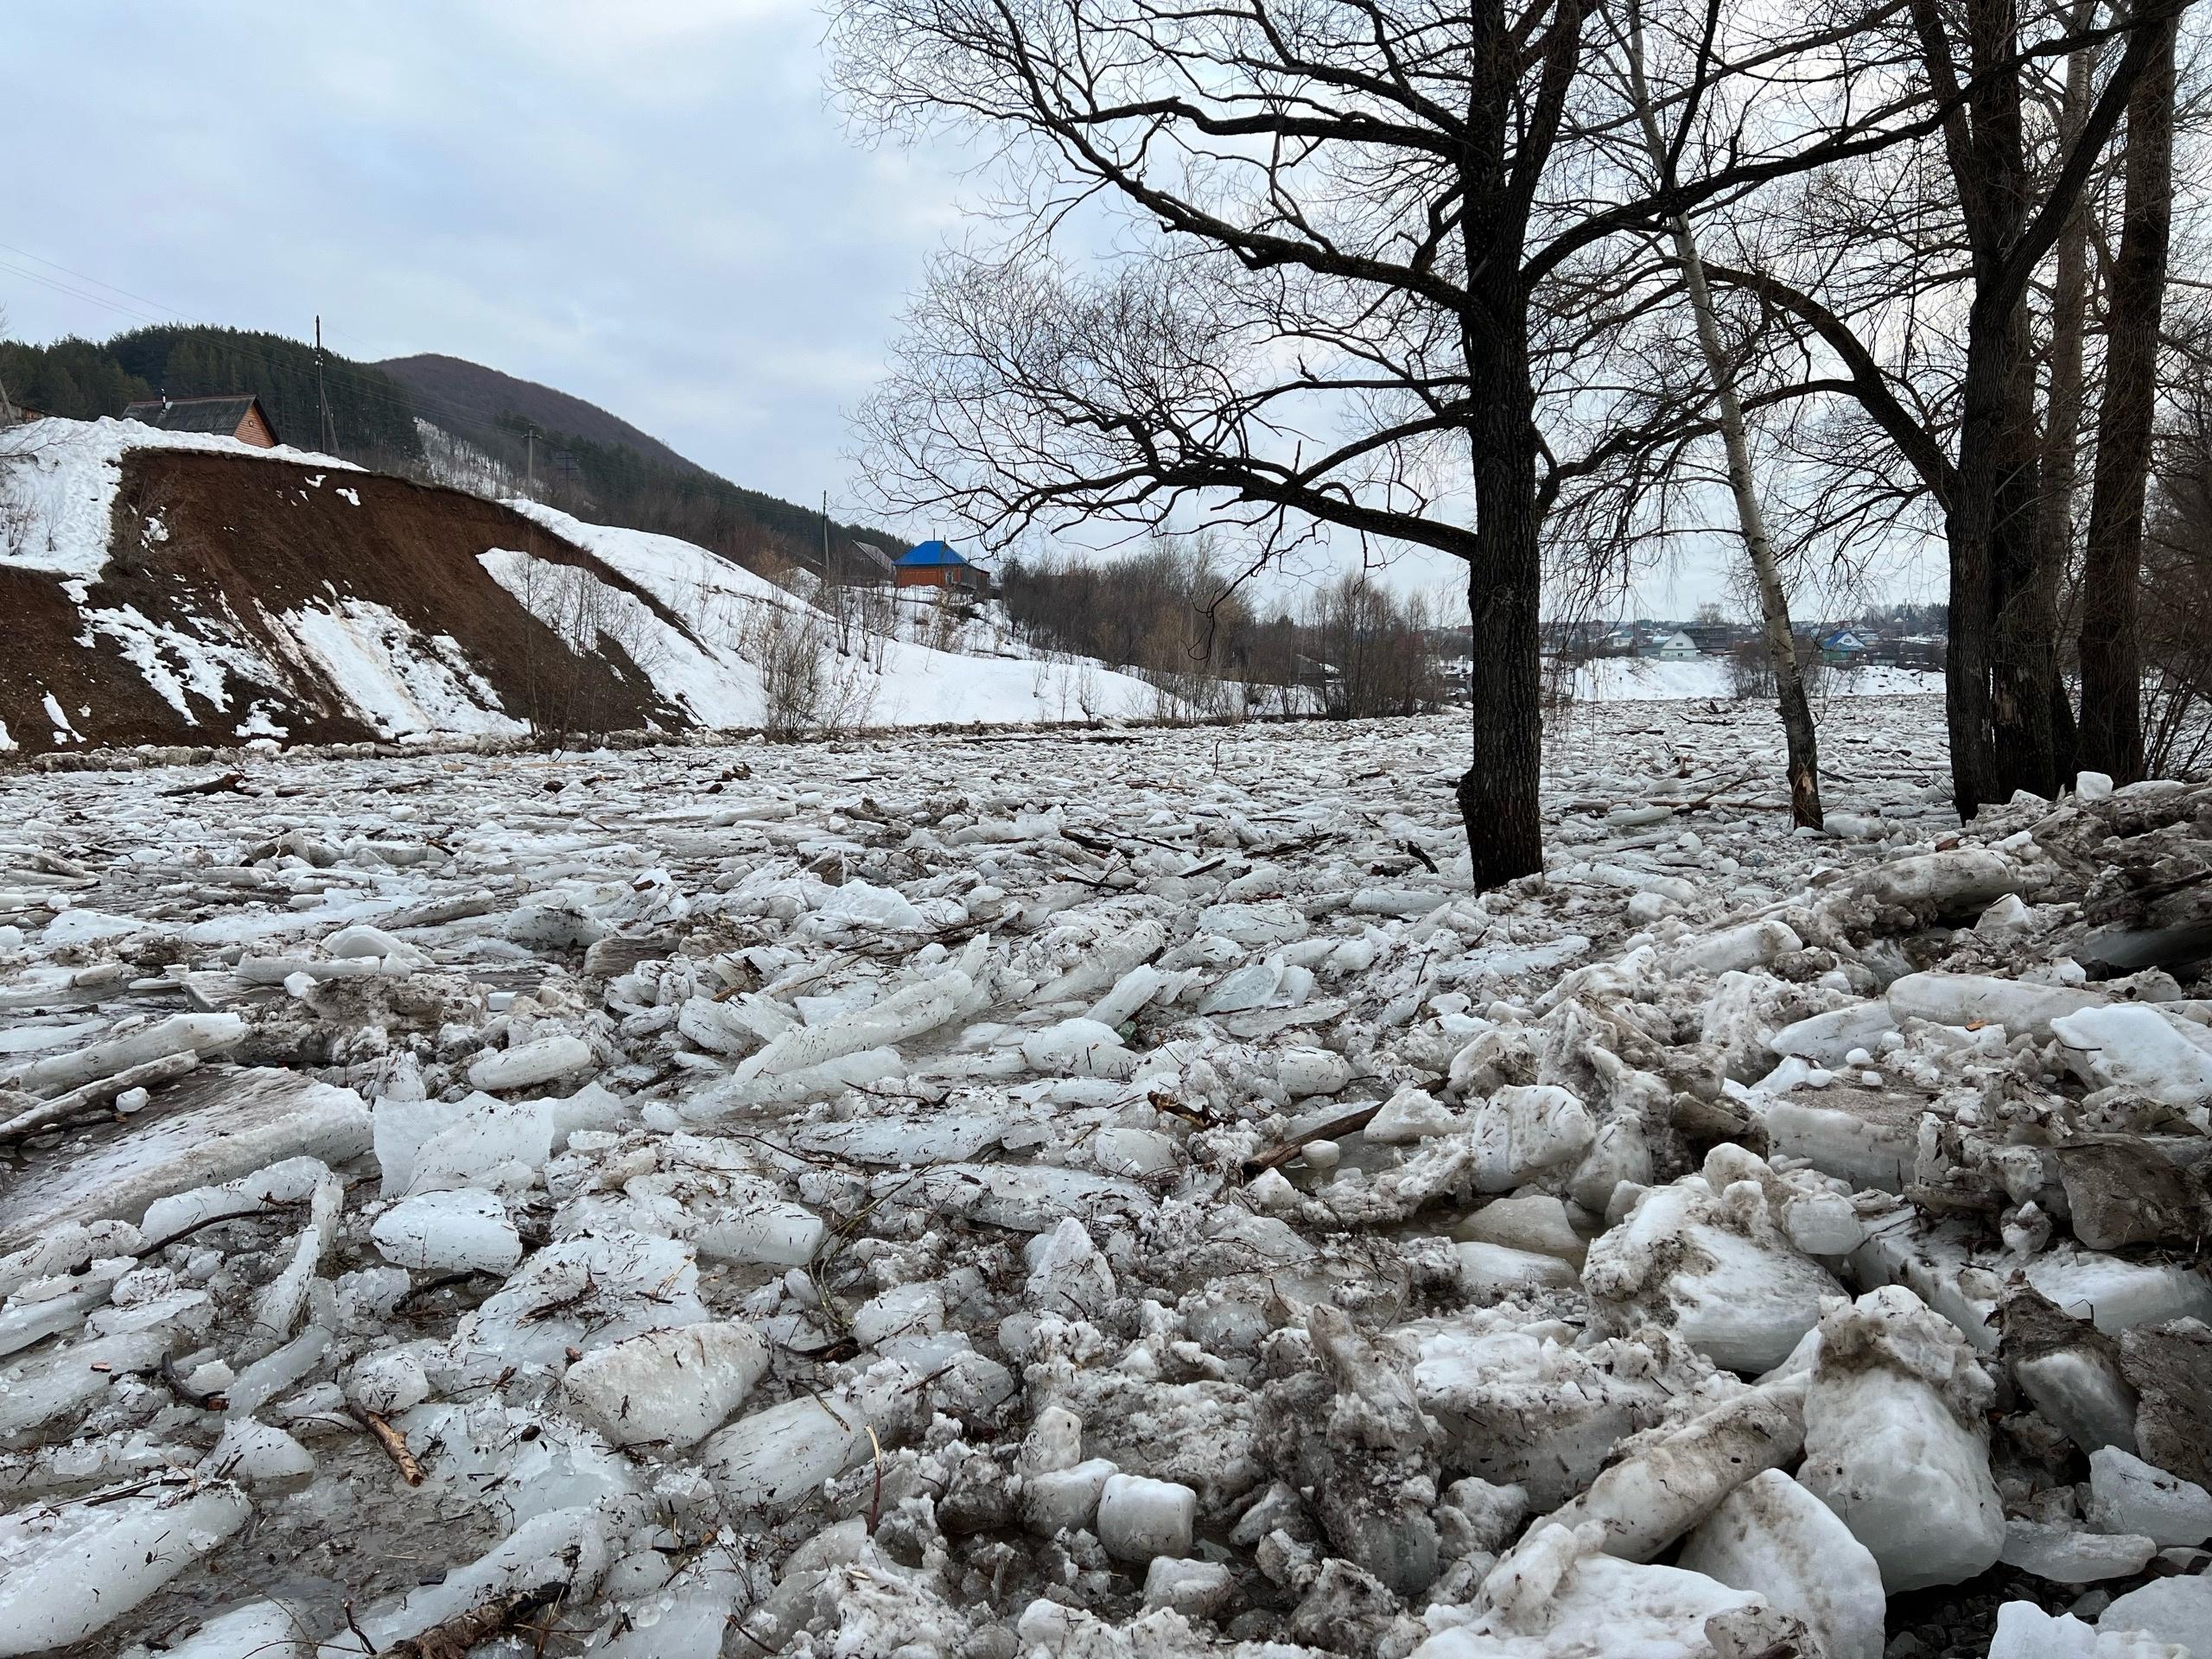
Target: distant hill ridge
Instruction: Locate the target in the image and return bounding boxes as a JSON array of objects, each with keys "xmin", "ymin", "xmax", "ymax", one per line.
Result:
[
  {"xmin": 376, "ymin": 353, "xmax": 706, "ymax": 478},
  {"xmin": 0, "ymin": 325, "xmax": 899, "ymax": 574}
]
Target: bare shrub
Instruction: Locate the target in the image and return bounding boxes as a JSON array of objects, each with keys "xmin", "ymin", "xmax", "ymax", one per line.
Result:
[
  {"xmin": 736, "ymin": 597, "xmax": 878, "ymax": 739},
  {"xmin": 1304, "ymin": 572, "xmax": 1443, "ymax": 719}
]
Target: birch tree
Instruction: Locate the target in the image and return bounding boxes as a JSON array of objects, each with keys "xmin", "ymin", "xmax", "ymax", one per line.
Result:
[{"xmin": 1623, "ymin": 0, "xmax": 1823, "ymax": 828}]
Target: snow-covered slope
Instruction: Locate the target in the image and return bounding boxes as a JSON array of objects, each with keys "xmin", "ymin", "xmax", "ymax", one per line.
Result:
[
  {"xmin": 0, "ymin": 417, "xmax": 1175, "ymax": 755},
  {"xmin": 497, "ymin": 502, "xmax": 1176, "ymax": 728},
  {"xmin": 1572, "ymin": 657, "xmax": 1942, "ymax": 702}
]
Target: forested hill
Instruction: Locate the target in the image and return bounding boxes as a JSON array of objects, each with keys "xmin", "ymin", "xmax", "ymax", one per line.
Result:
[
  {"xmin": 378, "ymin": 353, "xmax": 703, "ymax": 477},
  {"xmin": 0, "ymin": 325, "xmax": 899, "ymax": 572},
  {"xmin": 1, "ymin": 326, "xmax": 423, "ymax": 467}
]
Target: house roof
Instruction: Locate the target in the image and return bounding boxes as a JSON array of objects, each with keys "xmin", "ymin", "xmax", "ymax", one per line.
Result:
[
  {"xmin": 896, "ymin": 539, "xmax": 970, "ymax": 567},
  {"xmin": 121, "ymin": 394, "xmax": 277, "ymax": 442}
]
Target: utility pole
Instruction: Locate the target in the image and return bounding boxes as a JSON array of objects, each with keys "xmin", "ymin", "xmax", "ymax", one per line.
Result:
[
  {"xmin": 315, "ymin": 315, "xmax": 332, "ymax": 454},
  {"xmin": 526, "ymin": 427, "xmax": 536, "ymax": 494}
]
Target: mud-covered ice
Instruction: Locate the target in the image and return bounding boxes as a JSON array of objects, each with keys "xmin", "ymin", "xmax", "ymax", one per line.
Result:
[{"xmin": 1, "ymin": 700, "xmax": 2208, "ymax": 1657}]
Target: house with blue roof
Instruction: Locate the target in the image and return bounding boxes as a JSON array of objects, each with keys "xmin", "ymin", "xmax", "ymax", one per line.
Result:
[{"xmin": 894, "ymin": 539, "xmax": 990, "ymax": 594}]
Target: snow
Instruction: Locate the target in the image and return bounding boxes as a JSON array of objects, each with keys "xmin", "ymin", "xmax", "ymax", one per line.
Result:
[
  {"xmin": 504, "ymin": 499, "xmax": 1209, "ymax": 727},
  {"xmin": 1571, "ymin": 655, "xmax": 1942, "ymax": 701},
  {"xmin": 282, "ymin": 600, "xmax": 526, "ymax": 740}
]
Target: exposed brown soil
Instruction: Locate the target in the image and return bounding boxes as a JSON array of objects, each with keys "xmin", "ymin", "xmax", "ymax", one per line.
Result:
[{"xmin": 1, "ymin": 450, "xmax": 696, "ymax": 753}]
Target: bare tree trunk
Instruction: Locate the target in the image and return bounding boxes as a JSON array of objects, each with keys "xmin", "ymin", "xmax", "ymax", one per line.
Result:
[
  {"xmin": 1626, "ymin": 0, "xmax": 1821, "ymax": 828},
  {"xmin": 1991, "ymin": 296, "xmax": 2064, "ymax": 800},
  {"xmin": 1452, "ymin": 0, "xmax": 1557, "ymax": 892},
  {"xmin": 1459, "ymin": 378, "xmax": 1546, "ymax": 887},
  {"xmin": 2079, "ymin": 10, "xmax": 2179, "ymax": 782},
  {"xmin": 2037, "ymin": 14, "xmax": 2097, "ymax": 772}
]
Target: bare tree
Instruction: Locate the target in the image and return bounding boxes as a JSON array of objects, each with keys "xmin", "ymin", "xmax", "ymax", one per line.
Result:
[
  {"xmin": 1707, "ymin": 0, "xmax": 2189, "ymax": 816},
  {"xmin": 831, "ymin": 0, "xmax": 1955, "ymax": 886},
  {"xmin": 2078, "ymin": 5, "xmax": 2183, "ymax": 778},
  {"xmin": 1623, "ymin": 0, "xmax": 1823, "ymax": 828}
]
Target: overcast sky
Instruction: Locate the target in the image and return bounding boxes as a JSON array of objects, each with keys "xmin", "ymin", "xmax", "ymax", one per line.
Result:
[{"xmin": 5, "ymin": 3, "xmax": 1924, "ymax": 619}]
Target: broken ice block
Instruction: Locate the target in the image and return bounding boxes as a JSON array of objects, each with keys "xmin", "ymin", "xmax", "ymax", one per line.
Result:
[
  {"xmin": 1797, "ymin": 1287, "xmax": 2004, "ymax": 1591},
  {"xmin": 467, "ymin": 1033, "xmax": 594, "ymax": 1092},
  {"xmin": 370, "ymin": 1187, "xmax": 522, "ymax": 1273},
  {"xmin": 1677, "ymin": 1469, "xmax": 1885, "ymax": 1659},
  {"xmin": 0, "ymin": 1482, "xmax": 249, "ymax": 1655},
  {"xmin": 1096, "ymin": 1472, "xmax": 1197, "ymax": 1561},
  {"xmin": 561, "ymin": 1321, "xmax": 769, "ymax": 1448}
]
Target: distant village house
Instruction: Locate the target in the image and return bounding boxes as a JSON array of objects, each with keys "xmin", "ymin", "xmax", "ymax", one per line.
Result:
[
  {"xmin": 894, "ymin": 539, "xmax": 989, "ymax": 593},
  {"xmin": 121, "ymin": 393, "xmax": 280, "ymax": 449}
]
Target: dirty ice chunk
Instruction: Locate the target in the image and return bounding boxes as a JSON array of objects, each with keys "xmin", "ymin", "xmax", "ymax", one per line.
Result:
[
  {"xmin": 1457, "ymin": 1240, "xmax": 1580, "ymax": 1297},
  {"xmin": 810, "ymin": 880, "xmax": 925, "ymax": 931},
  {"xmin": 1369, "ymin": 1084, "xmax": 1465, "ymax": 1143},
  {"xmin": 1986, "ymin": 1602, "xmax": 2187, "ymax": 1659},
  {"xmin": 1096, "ymin": 1473, "xmax": 1197, "ymax": 1562},
  {"xmin": 1084, "ymin": 963, "xmax": 1170, "ymax": 1029},
  {"xmin": 687, "ymin": 1192, "xmax": 825, "ymax": 1268},
  {"xmin": 735, "ymin": 971, "xmax": 971, "ymax": 1081},
  {"xmin": 139, "ymin": 1156, "xmax": 333, "ymax": 1244},
  {"xmin": 1034, "ymin": 919, "xmax": 1166, "ymax": 1003},
  {"xmin": 0, "ymin": 1328, "xmax": 176, "ymax": 1438},
  {"xmin": 2025, "ymin": 1253, "xmax": 2212, "ymax": 1337},
  {"xmin": 1999, "ymin": 1519, "xmax": 2158, "ymax": 1584},
  {"xmin": 2015, "ymin": 1346, "xmax": 2140, "ymax": 1457},
  {"xmin": 460, "ymin": 1230, "xmax": 705, "ymax": 1368},
  {"xmin": 1020, "ymin": 1018, "xmax": 1141, "ymax": 1078},
  {"xmin": 1797, "ymin": 1287, "xmax": 2004, "ymax": 1591},
  {"xmin": 0, "ymin": 1482, "xmax": 249, "ymax": 1656},
  {"xmin": 2095, "ymin": 1577, "xmax": 2212, "ymax": 1655},
  {"xmin": 1887, "ymin": 972, "xmax": 2107, "ymax": 1039},
  {"xmin": 680, "ymin": 1047, "xmax": 906, "ymax": 1120},
  {"xmin": 357, "ymin": 1507, "xmax": 605, "ymax": 1651},
  {"xmin": 1, "ymin": 1012, "xmax": 245, "ymax": 1096},
  {"xmin": 561, "ymin": 1321, "xmax": 770, "ymax": 1448},
  {"xmin": 897, "ymin": 1162, "xmax": 1154, "ymax": 1233},
  {"xmin": 1142, "ymin": 1556, "xmax": 1235, "ymax": 1618},
  {"xmin": 1410, "ymin": 1521, "xmax": 1778, "ymax": 1659},
  {"xmin": 1768, "ymin": 1002, "xmax": 1898, "ymax": 1067},
  {"xmin": 594, "ymin": 1564, "xmax": 743, "ymax": 1659},
  {"xmin": 1584, "ymin": 1180, "xmax": 1842, "ymax": 1374},
  {"xmin": 1470, "ymin": 1085, "xmax": 1594, "ymax": 1192},
  {"xmin": 1677, "ymin": 1469, "xmax": 1885, "ymax": 1659},
  {"xmin": 406, "ymin": 1096, "xmax": 554, "ymax": 1193},
  {"xmin": 1277, "ymin": 1046, "xmax": 1352, "ymax": 1097},
  {"xmin": 1543, "ymin": 1378, "xmax": 1808, "ymax": 1562},
  {"xmin": 148, "ymin": 1599, "xmax": 309, "ymax": 1659},
  {"xmin": 370, "ymin": 1188, "xmax": 523, "ymax": 1273},
  {"xmin": 203, "ymin": 1418, "xmax": 316, "ymax": 1485},
  {"xmin": 1198, "ymin": 959, "xmax": 1283, "ymax": 1015},
  {"xmin": 467, "ymin": 1033, "xmax": 594, "ymax": 1092},
  {"xmin": 1675, "ymin": 919, "xmax": 1802, "ymax": 977},
  {"xmin": 2087, "ymin": 1446, "xmax": 2212, "ymax": 1546},
  {"xmin": 2050, "ymin": 1004, "xmax": 2212, "ymax": 1107},
  {"xmin": 1859, "ymin": 847, "xmax": 2018, "ymax": 912},
  {"xmin": 702, "ymin": 1391, "xmax": 874, "ymax": 1516}
]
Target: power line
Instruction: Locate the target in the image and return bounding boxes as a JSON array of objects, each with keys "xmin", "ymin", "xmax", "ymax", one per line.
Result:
[
  {"xmin": 0, "ymin": 244, "xmax": 524, "ymax": 439},
  {"xmin": 0, "ymin": 240, "xmax": 197, "ymax": 323}
]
